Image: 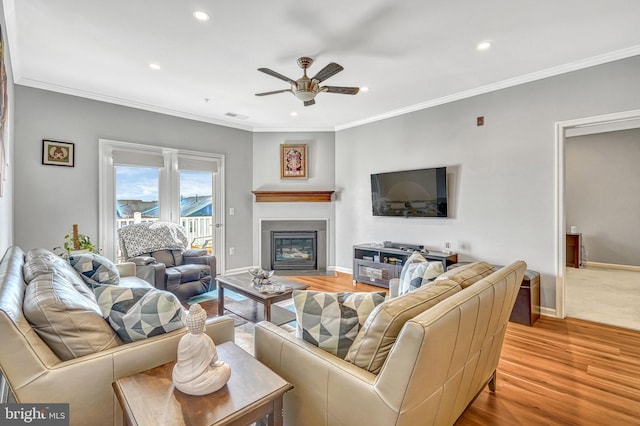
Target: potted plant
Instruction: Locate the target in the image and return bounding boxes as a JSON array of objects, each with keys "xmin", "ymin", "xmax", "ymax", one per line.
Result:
[{"xmin": 54, "ymin": 224, "xmax": 100, "ymax": 259}]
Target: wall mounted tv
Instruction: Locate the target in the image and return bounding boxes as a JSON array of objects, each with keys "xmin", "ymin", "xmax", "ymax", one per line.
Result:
[{"xmin": 371, "ymin": 167, "xmax": 448, "ymax": 217}]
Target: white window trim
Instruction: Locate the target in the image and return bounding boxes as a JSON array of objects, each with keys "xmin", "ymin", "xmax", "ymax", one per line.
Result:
[{"xmin": 98, "ymin": 139, "xmax": 225, "ymax": 273}]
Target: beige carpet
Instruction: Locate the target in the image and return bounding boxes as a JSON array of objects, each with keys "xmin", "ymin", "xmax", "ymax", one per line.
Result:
[{"xmin": 565, "ymin": 266, "xmax": 640, "ymax": 331}]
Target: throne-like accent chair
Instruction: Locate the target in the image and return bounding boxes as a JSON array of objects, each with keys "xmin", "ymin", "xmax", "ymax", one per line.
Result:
[{"xmin": 118, "ymin": 221, "xmax": 215, "ymax": 302}]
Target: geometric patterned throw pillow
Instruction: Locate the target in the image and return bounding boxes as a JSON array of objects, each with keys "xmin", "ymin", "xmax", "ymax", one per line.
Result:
[
  {"xmin": 292, "ymin": 290, "xmax": 387, "ymax": 359},
  {"xmin": 398, "ymin": 252, "xmax": 443, "ymax": 296},
  {"xmin": 69, "ymin": 253, "xmax": 120, "ymax": 288},
  {"xmin": 93, "ymin": 285, "xmax": 186, "ymax": 343}
]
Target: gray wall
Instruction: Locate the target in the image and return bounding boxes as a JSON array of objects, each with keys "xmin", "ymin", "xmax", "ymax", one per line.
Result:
[
  {"xmin": 252, "ymin": 131, "xmax": 336, "ymax": 269},
  {"xmin": 335, "ymin": 56, "xmax": 640, "ymax": 310},
  {"xmin": 0, "ymin": 3, "xmax": 15, "ymax": 254},
  {"xmin": 13, "ymin": 86, "xmax": 254, "ymax": 271},
  {"xmin": 566, "ymin": 128, "xmax": 640, "ymax": 266}
]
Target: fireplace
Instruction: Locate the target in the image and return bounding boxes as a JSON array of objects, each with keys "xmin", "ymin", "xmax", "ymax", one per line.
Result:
[
  {"xmin": 271, "ymin": 231, "xmax": 317, "ymax": 270},
  {"xmin": 260, "ymin": 219, "xmax": 327, "ymax": 272}
]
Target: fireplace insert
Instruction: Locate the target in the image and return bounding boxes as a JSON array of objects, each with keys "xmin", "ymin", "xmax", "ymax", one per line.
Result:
[{"xmin": 271, "ymin": 231, "xmax": 317, "ymax": 270}]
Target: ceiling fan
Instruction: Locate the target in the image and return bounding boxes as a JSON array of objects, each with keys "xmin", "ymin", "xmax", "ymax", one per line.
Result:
[{"xmin": 255, "ymin": 57, "xmax": 359, "ymax": 106}]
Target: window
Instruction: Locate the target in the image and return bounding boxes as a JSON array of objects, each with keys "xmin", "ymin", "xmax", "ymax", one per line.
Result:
[{"xmin": 99, "ymin": 140, "xmax": 225, "ymax": 271}]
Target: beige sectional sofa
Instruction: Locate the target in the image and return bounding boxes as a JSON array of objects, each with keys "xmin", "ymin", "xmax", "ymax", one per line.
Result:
[
  {"xmin": 0, "ymin": 246, "xmax": 234, "ymax": 426},
  {"xmin": 255, "ymin": 260, "xmax": 526, "ymax": 426}
]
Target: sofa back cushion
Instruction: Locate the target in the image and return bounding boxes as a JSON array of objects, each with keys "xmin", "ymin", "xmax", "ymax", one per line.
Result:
[
  {"xmin": 24, "ymin": 249, "xmax": 96, "ymax": 302},
  {"xmin": 23, "ymin": 271, "xmax": 120, "ymax": 361},
  {"xmin": 345, "ymin": 279, "xmax": 461, "ymax": 374},
  {"xmin": 435, "ymin": 261, "xmax": 496, "ymax": 288}
]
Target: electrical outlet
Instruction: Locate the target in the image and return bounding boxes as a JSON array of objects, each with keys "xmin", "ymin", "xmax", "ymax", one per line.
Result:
[
  {"xmin": 229, "ymin": 247, "xmax": 235, "ymax": 255},
  {"xmin": 229, "ymin": 207, "xmax": 235, "ymax": 216}
]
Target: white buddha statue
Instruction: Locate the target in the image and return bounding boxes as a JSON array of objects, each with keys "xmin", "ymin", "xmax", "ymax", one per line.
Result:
[{"xmin": 172, "ymin": 303, "xmax": 231, "ymax": 395}]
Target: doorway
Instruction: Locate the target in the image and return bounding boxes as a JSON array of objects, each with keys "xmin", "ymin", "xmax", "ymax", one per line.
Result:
[{"xmin": 555, "ymin": 108, "xmax": 640, "ymax": 320}]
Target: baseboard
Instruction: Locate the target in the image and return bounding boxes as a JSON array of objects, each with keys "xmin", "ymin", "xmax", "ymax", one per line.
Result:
[
  {"xmin": 333, "ymin": 266, "xmax": 352, "ymax": 275},
  {"xmin": 584, "ymin": 261, "xmax": 640, "ymax": 272},
  {"xmin": 540, "ymin": 307, "xmax": 558, "ymax": 318}
]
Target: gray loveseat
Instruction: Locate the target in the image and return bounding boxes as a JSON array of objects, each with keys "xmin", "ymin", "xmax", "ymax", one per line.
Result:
[{"xmin": 0, "ymin": 246, "xmax": 234, "ymax": 426}]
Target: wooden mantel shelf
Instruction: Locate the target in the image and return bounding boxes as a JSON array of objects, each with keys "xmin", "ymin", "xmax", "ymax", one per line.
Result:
[{"xmin": 252, "ymin": 190, "xmax": 335, "ymax": 202}]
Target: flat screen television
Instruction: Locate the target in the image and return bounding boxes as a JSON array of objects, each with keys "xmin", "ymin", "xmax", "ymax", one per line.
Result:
[{"xmin": 371, "ymin": 167, "xmax": 448, "ymax": 217}]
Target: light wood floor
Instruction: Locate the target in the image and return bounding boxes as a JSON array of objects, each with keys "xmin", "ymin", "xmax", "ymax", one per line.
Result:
[{"xmin": 289, "ymin": 272, "xmax": 640, "ymax": 426}]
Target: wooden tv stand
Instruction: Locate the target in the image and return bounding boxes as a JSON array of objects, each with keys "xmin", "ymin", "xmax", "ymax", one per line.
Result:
[{"xmin": 353, "ymin": 243, "xmax": 458, "ymax": 288}]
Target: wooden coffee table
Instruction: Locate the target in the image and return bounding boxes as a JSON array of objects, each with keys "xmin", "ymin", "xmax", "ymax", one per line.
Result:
[
  {"xmin": 113, "ymin": 341, "xmax": 293, "ymax": 426},
  {"xmin": 216, "ymin": 273, "xmax": 308, "ymax": 325}
]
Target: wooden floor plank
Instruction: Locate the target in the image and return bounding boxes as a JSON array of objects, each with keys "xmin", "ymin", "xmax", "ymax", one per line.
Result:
[{"xmin": 286, "ymin": 272, "xmax": 640, "ymax": 425}]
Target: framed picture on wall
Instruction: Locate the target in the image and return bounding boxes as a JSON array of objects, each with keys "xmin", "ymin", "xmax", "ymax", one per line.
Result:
[
  {"xmin": 42, "ymin": 140, "xmax": 75, "ymax": 167},
  {"xmin": 280, "ymin": 143, "xmax": 308, "ymax": 179}
]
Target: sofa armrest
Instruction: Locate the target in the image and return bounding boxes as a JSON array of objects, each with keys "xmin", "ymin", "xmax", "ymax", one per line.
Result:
[
  {"xmin": 8, "ymin": 315, "xmax": 234, "ymax": 426},
  {"xmin": 184, "ymin": 254, "xmax": 216, "ymax": 277},
  {"xmin": 127, "ymin": 256, "xmax": 156, "ymax": 266},
  {"xmin": 133, "ymin": 262, "xmax": 167, "ymax": 290},
  {"xmin": 116, "ymin": 262, "xmax": 136, "ymax": 278},
  {"xmin": 183, "ymin": 249, "xmax": 208, "ymax": 257},
  {"xmin": 254, "ymin": 321, "xmax": 398, "ymax": 426}
]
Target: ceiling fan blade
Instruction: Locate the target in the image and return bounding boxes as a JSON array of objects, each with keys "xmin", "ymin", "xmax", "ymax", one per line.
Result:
[
  {"xmin": 255, "ymin": 89, "xmax": 292, "ymax": 96},
  {"xmin": 311, "ymin": 63, "xmax": 343, "ymax": 83},
  {"xmin": 324, "ymin": 86, "xmax": 360, "ymax": 95},
  {"xmin": 304, "ymin": 99, "xmax": 315, "ymax": 107},
  {"xmin": 258, "ymin": 68, "xmax": 296, "ymax": 85}
]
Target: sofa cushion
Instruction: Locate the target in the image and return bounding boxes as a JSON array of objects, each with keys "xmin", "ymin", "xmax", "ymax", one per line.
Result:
[
  {"xmin": 436, "ymin": 261, "xmax": 496, "ymax": 288},
  {"xmin": 293, "ymin": 290, "xmax": 387, "ymax": 359},
  {"xmin": 69, "ymin": 253, "xmax": 120, "ymax": 288},
  {"xmin": 345, "ymin": 279, "xmax": 461, "ymax": 374},
  {"xmin": 23, "ymin": 270, "xmax": 120, "ymax": 361},
  {"xmin": 23, "ymin": 248, "xmax": 96, "ymax": 302},
  {"xmin": 398, "ymin": 252, "xmax": 444, "ymax": 295},
  {"xmin": 166, "ymin": 264, "xmax": 211, "ymax": 285},
  {"xmin": 93, "ymin": 285, "xmax": 186, "ymax": 343}
]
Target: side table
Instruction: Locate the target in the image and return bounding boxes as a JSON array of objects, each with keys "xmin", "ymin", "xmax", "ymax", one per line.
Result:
[{"xmin": 113, "ymin": 341, "xmax": 293, "ymax": 425}]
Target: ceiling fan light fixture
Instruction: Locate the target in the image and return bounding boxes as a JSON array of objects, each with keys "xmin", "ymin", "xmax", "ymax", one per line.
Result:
[{"xmin": 294, "ymin": 90, "xmax": 316, "ymax": 102}]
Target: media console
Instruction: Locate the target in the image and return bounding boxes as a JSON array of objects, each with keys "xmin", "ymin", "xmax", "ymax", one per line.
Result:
[{"xmin": 353, "ymin": 243, "xmax": 458, "ymax": 288}]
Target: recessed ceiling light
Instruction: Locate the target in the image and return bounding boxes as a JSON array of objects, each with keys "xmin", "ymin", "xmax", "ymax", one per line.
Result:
[
  {"xmin": 193, "ymin": 11, "xmax": 210, "ymax": 21},
  {"xmin": 290, "ymin": 111, "xmax": 298, "ymax": 117},
  {"xmin": 360, "ymin": 87, "xmax": 369, "ymax": 92},
  {"xmin": 477, "ymin": 41, "xmax": 492, "ymax": 51},
  {"xmin": 149, "ymin": 63, "xmax": 161, "ymax": 70}
]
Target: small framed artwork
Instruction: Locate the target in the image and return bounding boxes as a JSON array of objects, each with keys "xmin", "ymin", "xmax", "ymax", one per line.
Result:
[
  {"xmin": 280, "ymin": 143, "xmax": 308, "ymax": 179},
  {"xmin": 42, "ymin": 140, "xmax": 75, "ymax": 167}
]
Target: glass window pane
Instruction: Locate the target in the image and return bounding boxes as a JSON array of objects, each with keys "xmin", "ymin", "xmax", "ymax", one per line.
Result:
[
  {"xmin": 180, "ymin": 171, "xmax": 214, "ymax": 254},
  {"xmin": 115, "ymin": 166, "xmax": 159, "ymax": 259}
]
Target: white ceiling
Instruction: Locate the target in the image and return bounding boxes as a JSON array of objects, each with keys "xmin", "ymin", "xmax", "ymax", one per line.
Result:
[{"xmin": 4, "ymin": 0, "xmax": 640, "ymax": 131}]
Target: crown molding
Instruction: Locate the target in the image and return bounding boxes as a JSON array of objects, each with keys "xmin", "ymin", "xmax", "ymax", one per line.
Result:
[
  {"xmin": 335, "ymin": 45, "xmax": 640, "ymax": 131},
  {"xmin": 14, "ymin": 77, "xmax": 255, "ymax": 132}
]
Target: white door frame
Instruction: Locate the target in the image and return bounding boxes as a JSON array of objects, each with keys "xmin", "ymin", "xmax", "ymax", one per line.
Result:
[{"xmin": 554, "ymin": 108, "xmax": 640, "ymax": 318}]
